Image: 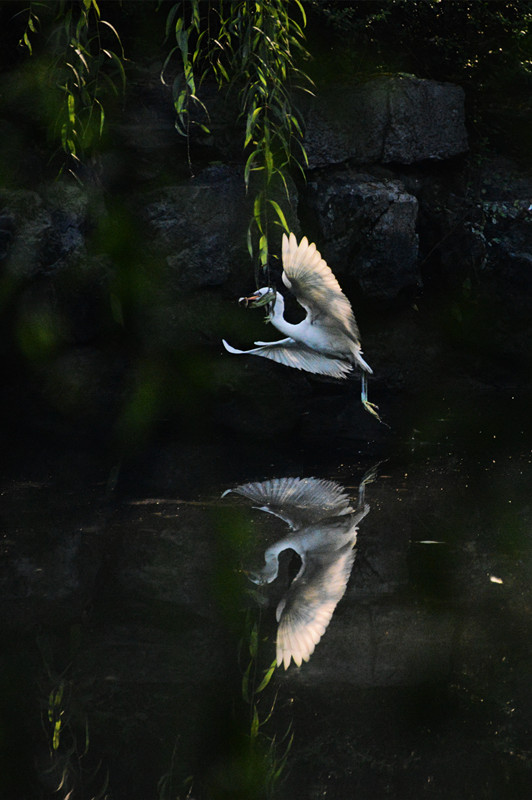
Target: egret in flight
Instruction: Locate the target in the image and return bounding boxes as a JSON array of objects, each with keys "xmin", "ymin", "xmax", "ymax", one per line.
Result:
[
  {"xmin": 224, "ymin": 467, "xmax": 376, "ymax": 669},
  {"xmin": 223, "ymin": 232, "xmax": 381, "ymax": 421}
]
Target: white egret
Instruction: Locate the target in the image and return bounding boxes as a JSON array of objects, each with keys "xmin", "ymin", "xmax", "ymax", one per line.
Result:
[
  {"xmin": 223, "ymin": 232, "xmax": 382, "ymax": 421},
  {"xmin": 224, "ymin": 468, "xmax": 376, "ymax": 669}
]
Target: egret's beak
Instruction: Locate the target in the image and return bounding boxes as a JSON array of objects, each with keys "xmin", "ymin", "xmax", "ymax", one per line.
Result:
[
  {"xmin": 238, "ymin": 289, "xmax": 276, "ymax": 309},
  {"xmin": 239, "ymin": 567, "xmax": 263, "ymax": 584},
  {"xmin": 247, "ymin": 571, "xmax": 265, "ymax": 585}
]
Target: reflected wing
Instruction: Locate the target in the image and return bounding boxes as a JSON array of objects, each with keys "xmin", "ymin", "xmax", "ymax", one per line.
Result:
[
  {"xmin": 281, "ymin": 233, "xmax": 360, "ymax": 342},
  {"xmin": 276, "ymin": 544, "xmax": 357, "ymax": 669},
  {"xmin": 222, "ymin": 337, "xmax": 352, "ymax": 379},
  {"xmin": 225, "ymin": 477, "xmax": 353, "ymax": 529}
]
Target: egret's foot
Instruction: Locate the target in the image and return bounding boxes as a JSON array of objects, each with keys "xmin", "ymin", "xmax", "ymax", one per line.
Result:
[
  {"xmin": 360, "ymin": 463, "xmax": 380, "ymax": 488},
  {"xmin": 361, "ymin": 372, "xmax": 389, "ymax": 426},
  {"xmin": 362, "ymin": 398, "xmax": 390, "ymax": 427}
]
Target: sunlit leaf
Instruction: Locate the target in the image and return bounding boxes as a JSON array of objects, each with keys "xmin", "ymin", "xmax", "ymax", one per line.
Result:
[
  {"xmin": 256, "ymin": 659, "xmax": 277, "ymax": 693},
  {"xmin": 67, "ymin": 92, "xmax": 76, "ymax": 124},
  {"xmin": 259, "ymin": 234, "xmax": 268, "ymax": 267},
  {"xmin": 267, "ymin": 199, "xmax": 289, "ymax": 232},
  {"xmin": 100, "ymin": 19, "xmax": 123, "ymax": 49},
  {"xmin": 22, "ymin": 31, "xmax": 32, "ymax": 54}
]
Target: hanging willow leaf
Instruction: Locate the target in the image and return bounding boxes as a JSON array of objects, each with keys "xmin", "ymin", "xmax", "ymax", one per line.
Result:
[
  {"xmin": 244, "ymin": 148, "xmax": 260, "ymax": 189},
  {"xmin": 244, "ymin": 105, "xmax": 262, "ymax": 148},
  {"xmin": 258, "ymin": 233, "xmax": 268, "ymax": 267},
  {"xmin": 253, "ymin": 192, "xmax": 264, "ymax": 233},
  {"xmin": 162, "ymin": 0, "xmax": 312, "ymax": 272},
  {"xmin": 250, "ymin": 704, "xmax": 260, "ymax": 739},
  {"xmin": 267, "ymin": 199, "xmax": 289, "ymax": 232},
  {"xmin": 249, "ymin": 622, "xmax": 259, "ymax": 659},
  {"xmin": 241, "ymin": 660, "xmax": 251, "ymax": 703},
  {"xmin": 256, "ymin": 659, "xmax": 277, "ymax": 693}
]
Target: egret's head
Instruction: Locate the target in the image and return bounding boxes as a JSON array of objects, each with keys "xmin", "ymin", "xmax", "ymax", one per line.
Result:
[
  {"xmin": 246, "ymin": 559, "xmax": 279, "ymax": 585},
  {"xmin": 238, "ymin": 287, "xmax": 276, "ymax": 309}
]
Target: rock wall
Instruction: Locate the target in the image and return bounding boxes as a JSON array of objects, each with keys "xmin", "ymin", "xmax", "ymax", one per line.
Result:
[{"xmin": 302, "ymin": 75, "xmax": 468, "ymax": 168}]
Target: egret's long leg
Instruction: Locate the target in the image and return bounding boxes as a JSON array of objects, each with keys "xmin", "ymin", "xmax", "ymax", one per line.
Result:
[
  {"xmin": 360, "ymin": 373, "xmax": 389, "ymax": 426},
  {"xmin": 357, "ymin": 462, "xmax": 381, "ymax": 507},
  {"xmin": 352, "ymin": 462, "xmax": 382, "ymax": 524},
  {"xmin": 361, "ymin": 372, "xmax": 368, "ymax": 404}
]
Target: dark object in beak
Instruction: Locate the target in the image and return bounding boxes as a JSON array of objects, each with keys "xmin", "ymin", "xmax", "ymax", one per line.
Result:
[{"xmin": 238, "ymin": 289, "xmax": 276, "ymax": 309}]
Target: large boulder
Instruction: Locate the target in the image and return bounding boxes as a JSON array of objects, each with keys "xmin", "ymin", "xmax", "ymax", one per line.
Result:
[
  {"xmin": 0, "ymin": 183, "xmax": 103, "ymax": 280},
  {"xmin": 139, "ymin": 164, "xmax": 299, "ymax": 294},
  {"xmin": 301, "ymin": 167, "xmax": 420, "ymax": 301},
  {"xmin": 141, "ymin": 165, "xmax": 248, "ymax": 292},
  {"xmin": 303, "ymin": 75, "xmax": 468, "ymax": 168}
]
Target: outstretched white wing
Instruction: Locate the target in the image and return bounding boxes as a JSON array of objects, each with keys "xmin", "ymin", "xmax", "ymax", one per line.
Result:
[
  {"xmin": 281, "ymin": 232, "xmax": 360, "ymax": 343},
  {"xmin": 222, "ymin": 338, "xmax": 352, "ymax": 379},
  {"xmin": 276, "ymin": 542, "xmax": 357, "ymax": 669},
  {"xmin": 223, "ymin": 476, "xmax": 353, "ymax": 529}
]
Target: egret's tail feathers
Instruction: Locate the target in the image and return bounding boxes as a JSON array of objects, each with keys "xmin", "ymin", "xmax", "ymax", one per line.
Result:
[
  {"xmin": 356, "ymin": 350, "xmax": 373, "ymax": 374},
  {"xmin": 222, "ymin": 339, "xmax": 246, "ymax": 354}
]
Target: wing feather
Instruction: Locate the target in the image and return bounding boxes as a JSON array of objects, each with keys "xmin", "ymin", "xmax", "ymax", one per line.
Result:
[
  {"xmin": 222, "ymin": 337, "xmax": 352, "ymax": 379},
  {"xmin": 282, "ymin": 233, "xmax": 360, "ymax": 342},
  {"xmin": 224, "ymin": 476, "xmax": 353, "ymax": 529},
  {"xmin": 276, "ymin": 545, "xmax": 357, "ymax": 669}
]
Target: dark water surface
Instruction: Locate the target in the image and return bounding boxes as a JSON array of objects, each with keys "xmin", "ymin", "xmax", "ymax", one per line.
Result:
[{"xmin": 1, "ymin": 383, "xmax": 532, "ymax": 800}]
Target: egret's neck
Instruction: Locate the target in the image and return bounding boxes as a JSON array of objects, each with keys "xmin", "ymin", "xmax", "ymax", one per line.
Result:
[
  {"xmin": 269, "ymin": 292, "xmax": 302, "ymax": 339},
  {"xmin": 251, "ymin": 549, "xmax": 280, "ymax": 585}
]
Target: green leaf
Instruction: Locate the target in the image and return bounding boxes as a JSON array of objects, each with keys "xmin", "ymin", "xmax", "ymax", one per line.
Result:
[
  {"xmin": 99, "ymin": 20, "xmax": 123, "ymax": 50},
  {"xmin": 242, "ymin": 661, "xmax": 251, "ymax": 703},
  {"xmin": 244, "ymin": 148, "xmax": 259, "ymax": 189},
  {"xmin": 244, "ymin": 105, "xmax": 262, "ymax": 148},
  {"xmin": 191, "ymin": 0, "xmax": 200, "ymax": 30},
  {"xmin": 52, "ymin": 718, "xmax": 62, "ymax": 750},
  {"xmin": 259, "ymin": 234, "xmax": 268, "ymax": 267},
  {"xmin": 253, "ymin": 193, "xmax": 263, "ymax": 233},
  {"xmin": 190, "ymin": 93, "xmax": 209, "ymax": 116},
  {"xmin": 176, "ymin": 27, "xmax": 189, "ymax": 57},
  {"xmin": 215, "ymin": 59, "xmax": 229, "ymax": 84},
  {"xmin": 95, "ymin": 98, "xmax": 105, "ymax": 136},
  {"xmin": 250, "ymin": 704, "xmax": 260, "ymax": 739},
  {"xmin": 175, "ymin": 89, "xmax": 188, "ymax": 115},
  {"xmin": 264, "ymin": 146, "xmax": 273, "ymax": 182},
  {"xmin": 249, "ymin": 623, "xmax": 258, "ymax": 659},
  {"xmin": 267, "ymin": 200, "xmax": 289, "ymax": 233},
  {"xmin": 292, "ymin": 0, "xmax": 307, "ymax": 30},
  {"xmin": 160, "ymin": 44, "xmax": 178, "ymax": 82},
  {"xmin": 256, "ymin": 659, "xmax": 277, "ymax": 693},
  {"xmin": 246, "ymin": 222, "xmax": 254, "ymax": 258},
  {"xmin": 22, "ymin": 31, "xmax": 32, "ymax": 55},
  {"xmin": 67, "ymin": 92, "xmax": 76, "ymax": 125},
  {"xmin": 165, "ymin": 4, "xmax": 179, "ymax": 39},
  {"xmin": 108, "ymin": 49, "xmax": 127, "ymax": 93}
]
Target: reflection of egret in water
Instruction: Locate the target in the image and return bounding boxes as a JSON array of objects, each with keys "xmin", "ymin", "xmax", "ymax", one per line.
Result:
[
  {"xmin": 223, "ymin": 468, "xmax": 376, "ymax": 669},
  {"xmin": 222, "ymin": 232, "xmax": 382, "ymax": 421}
]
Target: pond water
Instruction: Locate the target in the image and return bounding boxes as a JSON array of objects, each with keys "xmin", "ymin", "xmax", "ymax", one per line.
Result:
[{"xmin": 1, "ymin": 380, "xmax": 532, "ymax": 800}]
